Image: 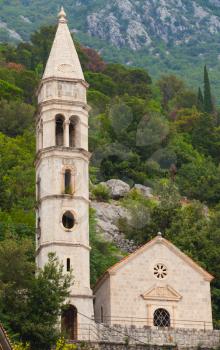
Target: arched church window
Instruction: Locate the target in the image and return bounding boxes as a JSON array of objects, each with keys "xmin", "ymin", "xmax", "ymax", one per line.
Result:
[
  {"xmin": 62, "ymin": 211, "xmax": 75, "ymax": 229},
  {"xmin": 67, "ymin": 258, "xmax": 71, "ymax": 272},
  {"xmin": 69, "ymin": 116, "xmax": 79, "ymax": 148},
  {"xmin": 64, "ymin": 169, "xmax": 72, "ymax": 194},
  {"xmin": 153, "ymin": 308, "xmax": 170, "ymax": 328},
  {"xmin": 55, "ymin": 115, "xmax": 65, "ymax": 146}
]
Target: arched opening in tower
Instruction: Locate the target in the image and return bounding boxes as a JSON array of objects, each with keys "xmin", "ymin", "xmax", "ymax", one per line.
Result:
[
  {"xmin": 64, "ymin": 169, "xmax": 72, "ymax": 194},
  {"xmin": 69, "ymin": 116, "xmax": 78, "ymax": 147},
  {"xmin": 61, "ymin": 305, "xmax": 78, "ymax": 340},
  {"xmin": 55, "ymin": 115, "xmax": 64, "ymax": 146}
]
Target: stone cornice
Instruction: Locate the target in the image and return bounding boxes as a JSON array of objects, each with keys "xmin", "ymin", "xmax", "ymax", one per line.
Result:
[
  {"xmin": 37, "ymin": 194, "xmax": 90, "ymax": 205},
  {"xmin": 36, "ymin": 241, "xmax": 91, "ymax": 255},
  {"xmin": 69, "ymin": 294, "xmax": 95, "ymax": 299},
  {"xmin": 141, "ymin": 284, "xmax": 182, "ymax": 302},
  {"xmin": 39, "ymin": 99, "xmax": 90, "ymax": 110},
  {"xmin": 35, "ymin": 146, "xmax": 91, "ymax": 166}
]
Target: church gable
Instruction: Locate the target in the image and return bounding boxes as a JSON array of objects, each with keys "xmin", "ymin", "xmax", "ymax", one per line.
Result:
[
  {"xmin": 141, "ymin": 285, "xmax": 182, "ymax": 301},
  {"xmin": 106, "ymin": 234, "xmax": 214, "ymax": 282},
  {"xmin": 0, "ymin": 325, "xmax": 13, "ymax": 350}
]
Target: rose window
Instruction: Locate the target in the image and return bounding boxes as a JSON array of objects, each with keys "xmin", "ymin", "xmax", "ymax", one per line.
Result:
[{"xmin": 154, "ymin": 263, "xmax": 167, "ymax": 279}]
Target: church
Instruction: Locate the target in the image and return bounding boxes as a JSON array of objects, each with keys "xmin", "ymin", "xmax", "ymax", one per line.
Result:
[{"xmin": 35, "ymin": 8, "xmax": 214, "ymax": 342}]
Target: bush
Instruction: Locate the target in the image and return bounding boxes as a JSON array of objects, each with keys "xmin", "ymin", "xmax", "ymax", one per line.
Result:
[
  {"xmin": 91, "ymin": 183, "xmax": 110, "ymax": 202},
  {"xmin": 55, "ymin": 337, "xmax": 78, "ymax": 350},
  {"xmin": 14, "ymin": 343, "xmax": 30, "ymax": 350}
]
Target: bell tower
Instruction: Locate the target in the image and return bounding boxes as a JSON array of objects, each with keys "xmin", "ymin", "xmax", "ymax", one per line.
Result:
[{"xmin": 35, "ymin": 7, "xmax": 94, "ymax": 338}]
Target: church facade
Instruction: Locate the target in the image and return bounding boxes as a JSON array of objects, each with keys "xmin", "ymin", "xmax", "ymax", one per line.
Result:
[
  {"xmin": 94, "ymin": 233, "xmax": 213, "ymax": 330},
  {"xmin": 35, "ymin": 8, "xmax": 214, "ymax": 341}
]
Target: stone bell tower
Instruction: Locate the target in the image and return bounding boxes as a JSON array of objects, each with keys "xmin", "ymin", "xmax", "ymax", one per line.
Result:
[{"xmin": 35, "ymin": 7, "xmax": 94, "ymax": 339}]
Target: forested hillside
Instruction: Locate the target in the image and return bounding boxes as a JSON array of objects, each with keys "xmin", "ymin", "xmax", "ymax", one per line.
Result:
[
  {"xmin": 0, "ymin": 25, "xmax": 220, "ymax": 349},
  {"xmin": 2, "ymin": 0, "xmax": 220, "ymax": 97}
]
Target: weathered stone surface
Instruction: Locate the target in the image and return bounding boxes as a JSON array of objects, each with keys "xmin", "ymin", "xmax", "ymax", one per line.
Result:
[
  {"xmin": 94, "ymin": 325, "xmax": 220, "ymax": 349},
  {"xmin": 91, "ymin": 201, "xmax": 136, "ymax": 252},
  {"xmin": 134, "ymin": 184, "xmax": 153, "ymax": 198},
  {"xmin": 101, "ymin": 179, "xmax": 130, "ymax": 199}
]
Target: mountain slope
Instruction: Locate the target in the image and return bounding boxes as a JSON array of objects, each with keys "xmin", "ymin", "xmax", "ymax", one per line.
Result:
[{"xmin": 1, "ymin": 0, "xmax": 220, "ymax": 95}]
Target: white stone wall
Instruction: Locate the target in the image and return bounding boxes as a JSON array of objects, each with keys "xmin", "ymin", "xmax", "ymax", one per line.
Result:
[
  {"xmin": 94, "ymin": 241, "xmax": 213, "ymax": 330},
  {"xmin": 94, "ymin": 278, "xmax": 111, "ymax": 324}
]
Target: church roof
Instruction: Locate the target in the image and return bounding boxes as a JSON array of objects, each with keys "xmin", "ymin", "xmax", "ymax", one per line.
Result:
[
  {"xmin": 42, "ymin": 7, "xmax": 84, "ymax": 81},
  {"xmin": 0, "ymin": 324, "xmax": 14, "ymax": 350},
  {"xmin": 94, "ymin": 233, "xmax": 214, "ymax": 292}
]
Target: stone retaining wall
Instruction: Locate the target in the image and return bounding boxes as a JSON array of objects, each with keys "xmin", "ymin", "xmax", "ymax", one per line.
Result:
[
  {"xmin": 96, "ymin": 324, "xmax": 220, "ymax": 349},
  {"xmin": 95, "ymin": 343, "xmax": 175, "ymax": 350}
]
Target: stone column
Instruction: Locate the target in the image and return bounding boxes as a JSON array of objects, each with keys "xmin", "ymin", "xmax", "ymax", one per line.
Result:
[{"xmin": 64, "ymin": 120, "xmax": 70, "ymax": 147}]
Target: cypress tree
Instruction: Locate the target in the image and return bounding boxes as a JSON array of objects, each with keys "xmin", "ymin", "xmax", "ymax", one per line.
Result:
[
  {"xmin": 203, "ymin": 65, "xmax": 213, "ymax": 113},
  {"xmin": 197, "ymin": 87, "xmax": 204, "ymax": 111}
]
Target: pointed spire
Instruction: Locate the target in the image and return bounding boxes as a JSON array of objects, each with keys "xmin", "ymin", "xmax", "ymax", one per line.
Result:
[{"xmin": 42, "ymin": 7, "xmax": 84, "ymax": 81}]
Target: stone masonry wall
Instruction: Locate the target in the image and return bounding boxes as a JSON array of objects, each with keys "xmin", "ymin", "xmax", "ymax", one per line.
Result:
[
  {"xmin": 96, "ymin": 324, "xmax": 220, "ymax": 349},
  {"xmin": 80, "ymin": 343, "xmax": 176, "ymax": 350}
]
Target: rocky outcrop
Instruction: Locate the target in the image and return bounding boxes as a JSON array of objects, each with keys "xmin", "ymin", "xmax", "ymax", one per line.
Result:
[
  {"xmin": 91, "ymin": 180, "xmax": 154, "ymax": 252},
  {"xmin": 86, "ymin": 0, "xmax": 220, "ymax": 50},
  {"xmin": 91, "ymin": 201, "xmax": 137, "ymax": 253},
  {"xmin": 134, "ymin": 184, "xmax": 153, "ymax": 198},
  {"xmin": 101, "ymin": 179, "xmax": 130, "ymax": 199}
]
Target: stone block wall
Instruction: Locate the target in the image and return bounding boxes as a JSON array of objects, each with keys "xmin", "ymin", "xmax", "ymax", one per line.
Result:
[{"xmin": 95, "ymin": 324, "xmax": 220, "ymax": 349}]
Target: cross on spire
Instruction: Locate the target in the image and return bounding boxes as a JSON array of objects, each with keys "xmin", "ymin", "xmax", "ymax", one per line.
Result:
[{"xmin": 58, "ymin": 6, "xmax": 67, "ymax": 23}]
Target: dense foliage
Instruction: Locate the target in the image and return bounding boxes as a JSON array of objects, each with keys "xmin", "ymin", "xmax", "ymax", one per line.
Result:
[
  {"xmin": 2, "ymin": 0, "xmax": 220, "ymax": 100},
  {"xmin": 0, "ymin": 24, "xmax": 220, "ymax": 347}
]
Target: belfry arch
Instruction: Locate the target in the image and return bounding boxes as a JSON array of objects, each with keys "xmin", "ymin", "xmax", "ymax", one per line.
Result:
[
  {"xmin": 55, "ymin": 114, "xmax": 65, "ymax": 146},
  {"xmin": 61, "ymin": 305, "xmax": 78, "ymax": 340},
  {"xmin": 69, "ymin": 116, "xmax": 80, "ymax": 148}
]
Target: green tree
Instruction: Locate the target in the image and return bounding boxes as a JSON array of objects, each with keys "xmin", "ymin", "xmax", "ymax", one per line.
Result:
[
  {"xmin": 158, "ymin": 75, "xmax": 184, "ymax": 110},
  {"xmin": 0, "ymin": 238, "xmax": 72, "ymax": 350},
  {"xmin": 0, "ymin": 79, "xmax": 23, "ymax": 101},
  {"xmin": 90, "ymin": 209, "xmax": 120, "ymax": 286},
  {"xmin": 197, "ymin": 87, "xmax": 204, "ymax": 111},
  {"xmin": 0, "ymin": 100, "xmax": 35, "ymax": 137},
  {"xmin": 203, "ymin": 65, "xmax": 213, "ymax": 113}
]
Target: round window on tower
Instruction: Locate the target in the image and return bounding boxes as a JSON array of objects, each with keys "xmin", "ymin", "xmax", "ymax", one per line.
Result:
[{"xmin": 62, "ymin": 211, "xmax": 75, "ymax": 230}]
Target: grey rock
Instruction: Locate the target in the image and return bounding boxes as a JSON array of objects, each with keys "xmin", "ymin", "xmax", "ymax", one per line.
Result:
[
  {"xmin": 102, "ymin": 179, "xmax": 130, "ymax": 199},
  {"xmin": 91, "ymin": 201, "xmax": 136, "ymax": 253},
  {"xmin": 134, "ymin": 184, "xmax": 153, "ymax": 198}
]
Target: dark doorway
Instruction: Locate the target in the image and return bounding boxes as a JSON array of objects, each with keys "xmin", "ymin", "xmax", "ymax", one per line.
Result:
[{"xmin": 61, "ymin": 305, "xmax": 78, "ymax": 340}]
